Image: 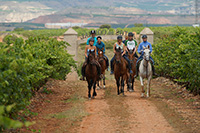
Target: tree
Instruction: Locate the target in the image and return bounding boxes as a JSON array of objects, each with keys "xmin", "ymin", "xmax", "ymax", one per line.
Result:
[
  {"xmin": 134, "ymin": 23, "xmax": 143, "ymax": 27},
  {"xmin": 99, "ymin": 24, "xmax": 111, "ymax": 29}
]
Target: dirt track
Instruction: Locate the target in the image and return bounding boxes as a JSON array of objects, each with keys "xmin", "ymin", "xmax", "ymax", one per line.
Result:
[
  {"xmin": 79, "ymin": 80, "xmax": 174, "ymax": 133},
  {"xmin": 20, "ymin": 77, "xmax": 200, "ymax": 133}
]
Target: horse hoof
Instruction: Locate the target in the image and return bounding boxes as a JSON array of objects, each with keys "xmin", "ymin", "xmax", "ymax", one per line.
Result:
[
  {"xmin": 129, "ymin": 89, "xmax": 134, "ymax": 92},
  {"xmin": 103, "ymin": 85, "xmax": 106, "ymax": 89},
  {"xmin": 97, "ymin": 87, "xmax": 100, "ymax": 90},
  {"xmin": 88, "ymin": 97, "xmax": 91, "ymax": 100},
  {"xmin": 141, "ymin": 93, "xmax": 145, "ymax": 98}
]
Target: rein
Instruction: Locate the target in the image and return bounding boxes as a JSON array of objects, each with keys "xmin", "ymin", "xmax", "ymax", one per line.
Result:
[{"xmin": 142, "ymin": 58, "xmax": 150, "ymax": 78}]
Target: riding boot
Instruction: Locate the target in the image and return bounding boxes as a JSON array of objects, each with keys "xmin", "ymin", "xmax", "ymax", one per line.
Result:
[
  {"xmin": 103, "ymin": 56, "xmax": 109, "ymax": 70},
  {"xmin": 152, "ymin": 65, "xmax": 155, "ymax": 76},
  {"xmin": 110, "ymin": 60, "xmax": 114, "ymax": 75},
  {"xmin": 134, "ymin": 63, "xmax": 139, "ymax": 78},
  {"xmin": 129, "ymin": 64, "xmax": 133, "ymax": 74},
  {"xmin": 80, "ymin": 62, "xmax": 87, "ymax": 80},
  {"xmin": 150, "ymin": 60, "xmax": 155, "ymax": 76},
  {"xmin": 95, "ymin": 60, "xmax": 102, "ymax": 76}
]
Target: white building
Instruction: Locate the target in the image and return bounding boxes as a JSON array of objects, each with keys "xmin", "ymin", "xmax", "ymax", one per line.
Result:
[{"xmin": 45, "ymin": 22, "xmax": 87, "ymax": 29}]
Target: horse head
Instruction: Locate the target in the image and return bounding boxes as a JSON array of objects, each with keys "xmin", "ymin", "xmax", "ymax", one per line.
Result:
[
  {"xmin": 88, "ymin": 50, "xmax": 96, "ymax": 64},
  {"xmin": 143, "ymin": 45, "xmax": 151, "ymax": 61},
  {"xmin": 97, "ymin": 47, "xmax": 104, "ymax": 58},
  {"xmin": 127, "ymin": 48, "xmax": 134, "ymax": 61},
  {"xmin": 115, "ymin": 47, "xmax": 122, "ymax": 64}
]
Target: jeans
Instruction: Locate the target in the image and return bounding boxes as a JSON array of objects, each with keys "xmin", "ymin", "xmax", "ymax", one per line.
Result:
[
  {"xmin": 104, "ymin": 54, "xmax": 109, "ymax": 67},
  {"xmin": 136, "ymin": 53, "xmax": 154, "ymax": 65}
]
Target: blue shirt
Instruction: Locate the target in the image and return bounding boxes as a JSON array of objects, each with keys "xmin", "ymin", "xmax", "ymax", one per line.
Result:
[
  {"xmin": 95, "ymin": 41, "xmax": 105, "ymax": 55},
  {"xmin": 87, "ymin": 37, "xmax": 97, "ymax": 45},
  {"xmin": 138, "ymin": 41, "xmax": 153, "ymax": 54}
]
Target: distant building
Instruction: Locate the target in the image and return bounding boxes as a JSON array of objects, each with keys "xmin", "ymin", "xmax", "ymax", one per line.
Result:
[{"xmin": 45, "ymin": 23, "xmax": 87, "ymax": 29}]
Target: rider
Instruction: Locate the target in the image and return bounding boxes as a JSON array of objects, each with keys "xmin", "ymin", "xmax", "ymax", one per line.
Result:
[
  {"xmin": 122, "ymin": 35, "xmax": 128, "ymax": 44},
  {"xmin": 81, "ymin": 38, "xmax": 101, "ymax": 80},
  {"xmin": 135, "ymin": 34, "xmax": 155, "ymax": 77},
  {"xmin": 87, "ymin": 30, "xmax": 97, "ymax": 45},
  {"xmin": 125, "ymin": 32, "xmax": 138, "ymax": 58},
  {"xmin": 95, "ymin": 36, "xmax": 109, "ymax": 69},
  {"xmin": 110, "ymin": 35, "xmax": 133, "ymax": 75}
]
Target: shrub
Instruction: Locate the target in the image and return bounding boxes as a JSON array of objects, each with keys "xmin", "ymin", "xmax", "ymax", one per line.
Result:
[{"xmin": 0, "ymin": 36, "xmax": 76, "ymax": 130}]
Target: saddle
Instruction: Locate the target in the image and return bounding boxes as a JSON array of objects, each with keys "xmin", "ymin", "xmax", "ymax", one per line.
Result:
[
  {"xmin": 82, "ymin": 60, "xmax": 101, "ymax": 77},
  {"xmin": 113, "ymin": 57, "xmax": 128, "ymax": 69}
]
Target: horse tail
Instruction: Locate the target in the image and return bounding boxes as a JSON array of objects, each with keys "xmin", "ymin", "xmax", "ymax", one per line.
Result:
[{"xmin": 81, "ymin": 66, "xmax": 85, "ymax": 76}]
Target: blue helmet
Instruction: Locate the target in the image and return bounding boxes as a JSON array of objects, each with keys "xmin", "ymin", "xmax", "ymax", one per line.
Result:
[
  {"xmin": 117, "ymin": 35, "xmax": 123, "ymax": 40},
  {"xmin": 142, "ymin": 35, "xmax": 147, "ymax": 38},
  {"xmin": 128, "ymin": 32, "xmax": 134, "ymax": 37},
  {"xmin": 89, "ymin": 38, "xmax": 94, "ymax": 42},
  {"xmin": 90, "ymin": 30, "xmax": 96, "ymax": 34}
]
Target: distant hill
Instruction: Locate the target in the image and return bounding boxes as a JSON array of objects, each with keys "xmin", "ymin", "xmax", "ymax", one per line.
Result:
[{"xmin": 0, "ymin": 0, "xmax": 196, "ymax": 25}]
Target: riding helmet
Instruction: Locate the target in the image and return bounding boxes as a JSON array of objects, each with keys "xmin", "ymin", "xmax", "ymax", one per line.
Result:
[
  {"xmin": 142, "ymin": 35, "xmax": 147, "ymax": 38},
  {"xmin": 97, "ymin": 36, "xmax": 102, "ymax": 40},
  {"xmin": 89, "ymin": 38, "xmax": 95, "ymax": 42},
  {"xmin": 117, "ymin": 35, "xmax": 123, "ymax": 40},
  {"xmin": 128, "ymin": 32, "xmax": 134, "ymax": 37},
  {"xmin": 90, "ymin": 30, "xmax": 96, "ymax": 34}
]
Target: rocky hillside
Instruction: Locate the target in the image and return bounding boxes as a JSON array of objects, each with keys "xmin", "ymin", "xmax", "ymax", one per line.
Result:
[{"xmin": 0, "ymin": 0, "xmax": 196, "ymax": 24}]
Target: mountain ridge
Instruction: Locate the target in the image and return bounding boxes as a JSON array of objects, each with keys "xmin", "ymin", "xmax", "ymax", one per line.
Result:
[{"xmin": 0, "ymin": 0, "xmax": 196, "ymax": 25}]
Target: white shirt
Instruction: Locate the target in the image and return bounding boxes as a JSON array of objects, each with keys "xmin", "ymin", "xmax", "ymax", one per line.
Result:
[{"xmin": 127, "ymin": 40, "xmax": 136, "ymax": 50}]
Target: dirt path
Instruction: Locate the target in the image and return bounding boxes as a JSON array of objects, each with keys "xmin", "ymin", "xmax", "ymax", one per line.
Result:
[
  {"xmin": 79, "ymin": 80, "xmax": 174, "ymax": 133},
  {"xmin": 20, "ymin": 77, "xmax": 200, "ymax": 133}
]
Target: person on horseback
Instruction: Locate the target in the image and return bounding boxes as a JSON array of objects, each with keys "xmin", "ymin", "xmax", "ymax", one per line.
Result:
[
  {"xmin": 81, "ymin": 38, "xmax": 101, "ymax": 80},
  {"xmin": 87, "ymin": 30, "xmax": 97, "ymax": 45},
  {"xmin": 110, "ymin": 35, "xmax": 133, "ymax": 75},
  {"xmin": 123, "ymin": 35, "xmax": 128, "ymax": 44},
  {"xmin": 125, "ymin": 32, "xmax": 138, "ymax": 58},
  {"xmin": 95, "ymin": 36, "xmax": 109, "ymax": 69},
  {"xmin": 135, "ymin": 34, "xmax": 155, "ymax": 77}
]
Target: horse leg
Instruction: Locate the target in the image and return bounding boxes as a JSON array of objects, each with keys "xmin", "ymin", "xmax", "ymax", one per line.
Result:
[
  {"xmin": 132, "ymin": 77, "xmax": 135, "ymax": 92},
  {"xmin": 92, "ymin": 81, "xmax": 97, "ymax": 98},
  {"xmin": 103, "ymin": 74, "xmax": 106, "ymax": 89},
  {"xmin": 97, "ymin": 81, "xmax": 100, "ymax": 90},
  {"xmin": 129, "ymin": 75, "xmax": 133, "ymax": 92},
  {"xmin": 121, "ymin": 77, "xmax": 125, "ymax": 95},
  {"xmin": 88, "ymin": 80, "xmax": 92, "ymax": 99},
  {"xmin": 147, "ymin": 77, "xmax": 151, "ymax": 98},
  {"xmin": 116, "ymin": 78, "xmax": 120, "ymax": 95},
  {"xmin": 140, "ymin": 76, "xmax": 145, "ymax": 97}
]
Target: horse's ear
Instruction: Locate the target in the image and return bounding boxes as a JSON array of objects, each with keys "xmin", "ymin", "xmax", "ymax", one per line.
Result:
[
  {"xmin": 101, "ymin": 47, "xmax": 104, "ymax": 51},
  {"xmin": 97, "ymin": 47, "xmax": 100, "ymax": 51},
  {"xmin": 147, "ymin": 45, "xmax": 150, "ymax": 49},
  {"xmin": 143, "ymin": 46, "xmax": 145, "ymax": 49}
]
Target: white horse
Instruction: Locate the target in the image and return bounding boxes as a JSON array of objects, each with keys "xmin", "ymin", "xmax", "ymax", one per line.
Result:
[{"xmin": 139, "ymin": 45, "xmax": 153, "ymax": 98}]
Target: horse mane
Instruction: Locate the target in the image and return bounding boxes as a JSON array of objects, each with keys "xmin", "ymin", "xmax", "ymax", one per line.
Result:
[{"xmin": 87, "ymin": 50, "xmax": 101, "ymax": 76}]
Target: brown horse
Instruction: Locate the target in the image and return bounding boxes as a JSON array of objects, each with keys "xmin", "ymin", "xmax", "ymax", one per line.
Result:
[
  {"xmin": 83, "ymin": 50, "xmax": 101, "ymax": 99},
  {"xmin": 114, "ymin": 47, "xmax": 129, "ymax": 95},
  {"xmin": 97, "ymin": 48, "xmax": 107, "ymax": 89},
  {"xmin": 127, "ymin": 48, "xmax": 137, "ymax": 92}
]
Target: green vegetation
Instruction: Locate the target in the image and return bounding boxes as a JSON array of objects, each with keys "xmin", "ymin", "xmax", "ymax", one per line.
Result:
[
  {"xmin": 152, "ymin": 26, "xmax": 200, "ymax": 95},
  {"xmin": 0, "ymin": 35, "xmax": 76, "ymax": 130},
  {"xmin": 12, "ymin": 29, "xmax": 66, "ymax": 38},
  {"xmin": 1, "ymin": 25, "xmax": 200, "ymax": 130},
  {"xmin": 100, "ymin": 24, "xmax": 111, "ymax": 29},
  {"xmin": 134, "ymin": 23, "xmax": 144, "ymax": 27}
]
